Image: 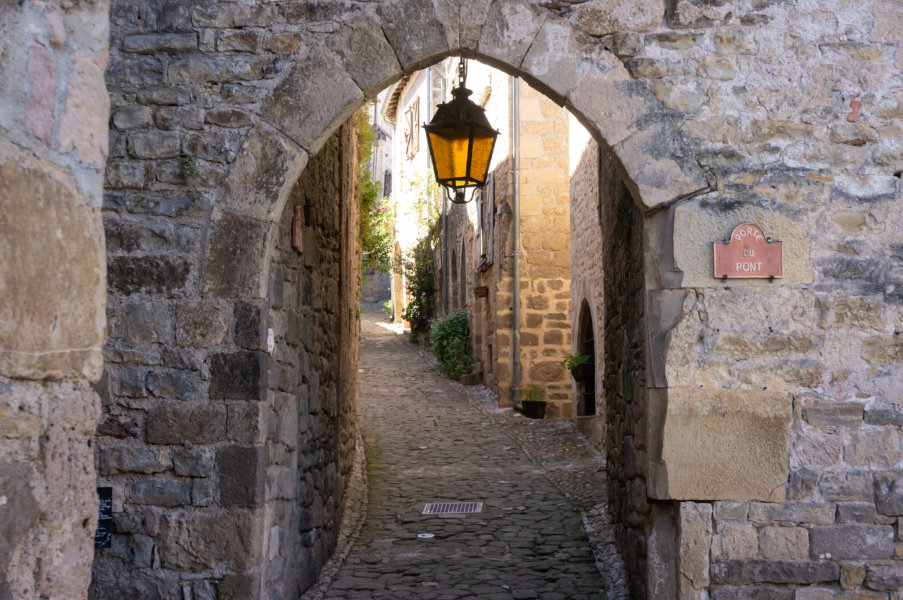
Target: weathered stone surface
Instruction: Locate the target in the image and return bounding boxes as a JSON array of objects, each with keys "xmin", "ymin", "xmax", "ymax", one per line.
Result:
[
  {"xmin": 168, "ymin": 57, "xmax": 266, "ymax": 83},
  {"xmin": 845, "ymin": 430, "xmax": 902, "ymax": 469},
  {"xmin": 875, "ymin": 471, "xmax": 903, "ymax": 516},
  {"xmin": 577, "ymin": 0, "xmax": 664, "ymax": 36},
  {"xmin": 865, "ymin": 563, "xmax": 903, "ymax": 592},
  {"xmin": 108, "ymin": 255, "xmax": 191, "ymax": 297},
  {"xmin": 128, "ymin": 131, "xmax": 181, "ymax": 159},
  {"xmin": 801, "ymin": 400, "xmax": 863, "ymax": 430},
  {"xmin": 714, "ymin": 502, "xmax": 749, "ymax": 521},
  {"xmin": 203, "ymin": 210, "xmax": 274, "ymax": 299},
  {"xmin": 679, "ymin": 502, "xmax": 712, "ymax": 594},
  {"xmin": 233, "ymin": 302, "xmax": 267, "ymax": 350},
  {"xmin": 712, "ymin": 522, "xmax": 758, "ymax": 559},
  {"xmin": 612, "ymin": 122, "xmax": 708, "ymax": 210},
  {"xmin": 817, "ymin": 469, "xmax": 872, "ymax": 502},
  {"xmin": 841, "ymin": 563, "xmax": 867, "ymax": 589},
  {"xmin": 759, "ymin": 526, "xmax": 808, "ymax": 560},
  {"xmin": 0, "ymin": 142, "xmax": 105, "ymax": 380},
  {"xmin": 123, "ymin": 33, "xmax": 197, "ymax": 54},
  {"xmin": 260, "ymin": 47, "xmax": 362, "ymax": 154},
  {"xmin": 99, "ymin": 447, "xmax": 166, "ymax": 475},
  {"xmin": 478, "ymin": 0, "xmax": 546, "ymax": 71},
  {"xmin": 217, "ymin": 445, "xmax": 264, "ymax": 507},
  {"xmin": 176, "ymin": 301, "xmax": 226, "ymax": 348},
  {"xmin": 58, "ymin": 50, "xmax": 110, "ymax": 164},
  {"xmin": 129, "ymin": 478, "xmax": 192, "ymax": 506},
  {"xmin": 749, "ymin": 503, "xmax": 835, "ymax": 526},
  {"xmin": 217, "ymin": 31, "xmax": 259, "ymax": 53},
  {"xmin": 221, "ymin": 125, "xmax": 308, "ymax": 222},
  {"xmin": 378, "ymin": 0, "xmax": 449, "ymax": 73},
  {"xmin": 862, "ymin": 336, "xmax": 903, "ymax": 366},
  {"xmin": 326, "ymin": 12, "xmax": 402, "ymax": 96},
  {"xmin": 109, "ymin": 301, "xmax": 173, "ymax": 346},
  {"xmin": 113, "ymin": 106, "xmax": 153, "ymax": 130},
  {"xmin": 650, "ymin": 387, "xmax": 791, "ymax": 501},
  {"xmin": 810, "ymin": 525, "xmax": 895, "ymax": 560},
  {"xmin": 711, "ymin": 560, "xmax": 839, "ymax": 585},
  {"xmin": 208, "ymin": 352, "xmax": 267, "ymax": 401},
  {"xmin": 205, "ymin": 108, "xmax": 251, "ymax": 128},
  {"xmin": 146, "ymin": 371, "xmax": 196, "ymax": 399},
  {"xmin": 158, "ymin": 511, "xmax": 260, "ymax": 571},
  {"xmin": 624, "ymin": 57, "xmax": 682, "ymax": 79},
  {"xmin": 145, "ymin": 403, "xmax": 226, "ymax": 444}
]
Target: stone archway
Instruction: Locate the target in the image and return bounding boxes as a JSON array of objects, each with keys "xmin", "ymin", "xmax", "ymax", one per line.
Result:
[{"xmin": 92, "ymin": 1, "xmax": 881, "ymax": 598}]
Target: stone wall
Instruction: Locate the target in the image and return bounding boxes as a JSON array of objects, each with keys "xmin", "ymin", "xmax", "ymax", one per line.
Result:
[
  {"xmin": 0, "ymin": 0, "xmax": 109, "ymax": 597},
  {"xmin": 568, "ymin": 119, "xmax": 604, "ymax": 446},
  {"xmin": 93, "ymin": 119, "xmax": 360, "ymax": 598}
]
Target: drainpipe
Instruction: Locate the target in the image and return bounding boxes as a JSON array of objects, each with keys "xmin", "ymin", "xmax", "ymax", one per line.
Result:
[
  {"xmin": 443, "ymin": 192, "xmax": 449, "ymax": 314},
  {"xmin": 511, "ymin": 76, "xmax": 521, "ymax": 410}
]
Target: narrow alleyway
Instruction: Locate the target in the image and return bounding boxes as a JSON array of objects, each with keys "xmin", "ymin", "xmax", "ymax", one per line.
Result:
[{"xmin": 314, "ymin": 309, "xmax": 627, "ymax": 600}]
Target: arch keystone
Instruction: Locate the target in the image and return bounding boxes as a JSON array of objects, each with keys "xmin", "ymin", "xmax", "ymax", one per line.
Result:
[
  {"xmin": 221, "ymin": 124, "xmax": 308, "ymax": 223},
  {"xmin": 326, "ymin": 10, "xmax": 403, "ymax": 97},
  {"xmin": 260, "ymin": 46, "xmax": 363, "ymax": 155}
]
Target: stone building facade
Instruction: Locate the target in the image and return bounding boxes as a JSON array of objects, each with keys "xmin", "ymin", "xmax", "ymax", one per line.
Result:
[{"xmin": 1, "ymin": 0, "xmax": 903, "ymax": 598}]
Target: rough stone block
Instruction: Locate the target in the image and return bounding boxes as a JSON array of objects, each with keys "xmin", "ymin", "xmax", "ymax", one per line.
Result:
[
  {"xmin": 712, "ymin": 522, "xmax": 758, "ymax": 559},
  {"xmin": 108, "ymin": 255, "xmax": 191, "ymax": 297},
  {"xmin": 845, "ymin": 430, "xmax": 902, "ymax": 469},
  {"xmin": 875, "ymin": 471, "xmax": 903, "ymax": 516},
  {"xmin": 112, "ymin": 106, "xmax": 153, "ymax": 130},
  {"xmin": 109, "ymin": 301, "xmax": 174, "ymax": 346},
  {"xmin": 129, "ymin": 478, "xmax": 191, "ymax": 506},
  {"xmin": 172, "ymin": 448, "xmax": 213, "ymax": 477},
  {"xmin": 714, "ymin": 502, "xmax": 749, "ymax": 521},
  {"xmin": 123, "ymin": 33, "xmax": 197, "ymax": 54},
  {"xmin": 478, "ymin": 0, "xmax": 546, "ymax": 71},
  {"xmin": 216, "ymin": 31, "xmax": 259, "ymax": 53},
  {"xmin": 127, "ymin": 131, "xmax": 181, "ymax": 159},
  {"xmin": 521, "ymin": 21, "xmax": 590, "ymax": 103},
  {"xmin": 158, "ymin": 511, "xmax": 260, "ymax": 571},
  {"xmin": 209, "ymin": 352, "xmax": 267, "ymax": 401},
  {"xmin": 260, "ymin": 47, "xmax": 362, "ymax": 154},
  {"xmin": 145, "ymin": 403, "xmax": 226, "ymax": 444},
  {"xmin": 168, "ymin": 57, "xmax": 266, "ymax": 83},
  {"xmin": 99, "ymin": 447, "xmax": 166, "ymax": 475},
  {"xmin": 836, "ymin": 502, "xmax": 881, "ymax": 524},
  {"xmin": 649, "ymin": 387, "xmax": 791, "ymax": 501},
  {"xmin": 710, "ymin": 587, "xmax": 793, "ymax": 600},
  {"xmin": 202, "ymin": 210, "xmax": 274, "ymax": 299},
  {"xmin": 221, "ymin": 125, "xmax": 308, "ymax": 222},
  {"xmin": 226, "ymin": 402, "xmax": 262, "ymax": 444},
  {"xmin": 678, "ymin": 502, "xmax": 712, "ymax": 593},
  {"xmin": 326, "ymin": 11, "xmax": 402, "ymax": 96},
  {"xmin": 576, "ymin": 0, "xmax": 663, "ymax": 36},
  {"xmin": 749, "ymin": 503, "xmax": 835, "ymax": 526},
  {"xmin": 205, "ymin": 108, "xmax": 251, "ymax": 128},
  {"xmin": 802, "ymin": 400, "xmax": 864, "ymax": 430},
  {"xmin": 182, "ymin": 130, "xmax": 242, "ymax": 163},
  {"xmin": 759, "ymin": 526, "xmax": 809, "ymax": 560},
  {"xmin": 234, "ymin": 301, "xmax": 267, "ymax": 350},
  {"xmin": 863, "ymin": 336, "xmax": 903, "ymax": 366},
  {"xmin": 0, "ymin": 142, "xmax": 105, "ymax": 380},
  {"xmin": 710, "ymin": 560, "xmax": 839, "ymax": 585},
  {"xmin": 176, "ymin": 301, "xmax": 227, "ymax": 348},
  {"xmin": 810, "ymin": 525, "xmax": 895, "ymax": 560},
  {"xmin": 217, "ymin": 445, "xmax": 264, "ymax": 508},
  {"xmin": 146, "ymin": 371, "xmax": 197, "ymax": 400},
  {"xmin": 865, "ymin": 563, "xmax": 903, "ymax": 592},
  {"xmin": 818, "ymin": 469, "xmax": 872, "ymax": 502},
  {"xmin": 841, "ymin": 563, "xmax": 867, "ymax": 589}
]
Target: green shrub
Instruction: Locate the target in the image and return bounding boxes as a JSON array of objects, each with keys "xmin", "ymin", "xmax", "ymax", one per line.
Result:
[
  {"xmin": 430, "ymin": 311, "xmax": 471, "ymax": 379},
  {"xmin": 381, "ymin": 300, "xmax": 393, "ymax": 318}
]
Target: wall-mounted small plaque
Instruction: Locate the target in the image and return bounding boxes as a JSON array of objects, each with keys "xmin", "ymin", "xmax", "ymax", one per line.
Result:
[
  {"xmin": 292, "ymin": 206, "xmax": 304, "ymax": 253},
  {"xmin": 94, "ymin": 487, "xmax": 113, "ymax": 549},
  {"xmin": 714, "ymin": 223, "xmax": 783, "ymax": 280}
]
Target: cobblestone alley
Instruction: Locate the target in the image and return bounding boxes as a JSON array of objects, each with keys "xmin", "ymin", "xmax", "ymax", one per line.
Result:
[{"xmin": 311, "ymin": 309, "xmax": 628, "ymax": 600}]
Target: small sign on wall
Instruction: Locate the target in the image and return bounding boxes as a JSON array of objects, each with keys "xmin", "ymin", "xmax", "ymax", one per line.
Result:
[
  {"xmin": 714, "ymin": 223, "xmax": 783, "ymax": 280},
  {"xmin": 94, "ymin": 487, "xmax": 113, "ymax": 549}
]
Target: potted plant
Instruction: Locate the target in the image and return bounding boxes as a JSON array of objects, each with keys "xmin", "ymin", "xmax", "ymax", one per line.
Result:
[
  {"xmin": 561, "ymin": 354, "xmax": 593, "ymax": 382},
  {"xmin": 520, "ymin": 385, "xmax": 546, "ymax": 419},
  {"xmin": 473, "ymin": 285, "xmax": 489, "ymax": 298}
]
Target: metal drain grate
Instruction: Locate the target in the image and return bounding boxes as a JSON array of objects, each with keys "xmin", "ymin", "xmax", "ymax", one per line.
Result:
[{"xmin": 422, "ymin": 501, "xmax": 483, "ymax": 515}]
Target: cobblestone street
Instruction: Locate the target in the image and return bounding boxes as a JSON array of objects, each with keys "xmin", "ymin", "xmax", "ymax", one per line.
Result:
[{"xmin": 314, "ymin": 309, "xmax": 627, "ymax": 600}]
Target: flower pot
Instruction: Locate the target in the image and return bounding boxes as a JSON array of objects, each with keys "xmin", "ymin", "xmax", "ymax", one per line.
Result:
[
  {"xmin": 473, "ymin": 286, "xmax": 489, "ymax": 298},
  {"xmin": 521, "ymin": 399, "xmax": 546, "ymax": 419}
]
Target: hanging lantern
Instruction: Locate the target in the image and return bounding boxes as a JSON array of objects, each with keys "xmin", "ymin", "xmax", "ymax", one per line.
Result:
[{"xmin": 424, "ymin": 58, "xmax": 499, "ymax": 204}]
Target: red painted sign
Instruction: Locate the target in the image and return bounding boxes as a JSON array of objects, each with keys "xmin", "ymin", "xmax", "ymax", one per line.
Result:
[{"xmin": 713, "ymin": 223, "xmax": 782, "ymax": 280}]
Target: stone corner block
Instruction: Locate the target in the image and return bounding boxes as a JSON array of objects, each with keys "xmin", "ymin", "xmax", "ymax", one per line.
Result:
[
  {"xmin": 650, "ymin": 387, "xmax": 792, "ymax": 502},
  {"xmin": 145, "ymin": 403, "xmax": 227, "ymax": 445},
  {"xmin": 208, "ymin": 351, "xmax": 268, "ymax": 401},
  {"xmin": 216, "ymin": 445, "xmax": 265, "ymax": 508}
]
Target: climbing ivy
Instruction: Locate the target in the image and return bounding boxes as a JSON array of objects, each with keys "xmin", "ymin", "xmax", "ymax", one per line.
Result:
[{"xmin": 356, "ymin": 106, "xmax": 394, "ymax": 275}]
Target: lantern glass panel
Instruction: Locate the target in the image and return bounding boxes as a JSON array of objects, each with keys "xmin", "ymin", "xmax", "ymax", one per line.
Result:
[
  {"xmin": 427, "ymin": 127, "xmax": 471, "ymax": 184},
  {"xmin": 468, "ymin": 133, "xmax": 495, "ymax": 186}
]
